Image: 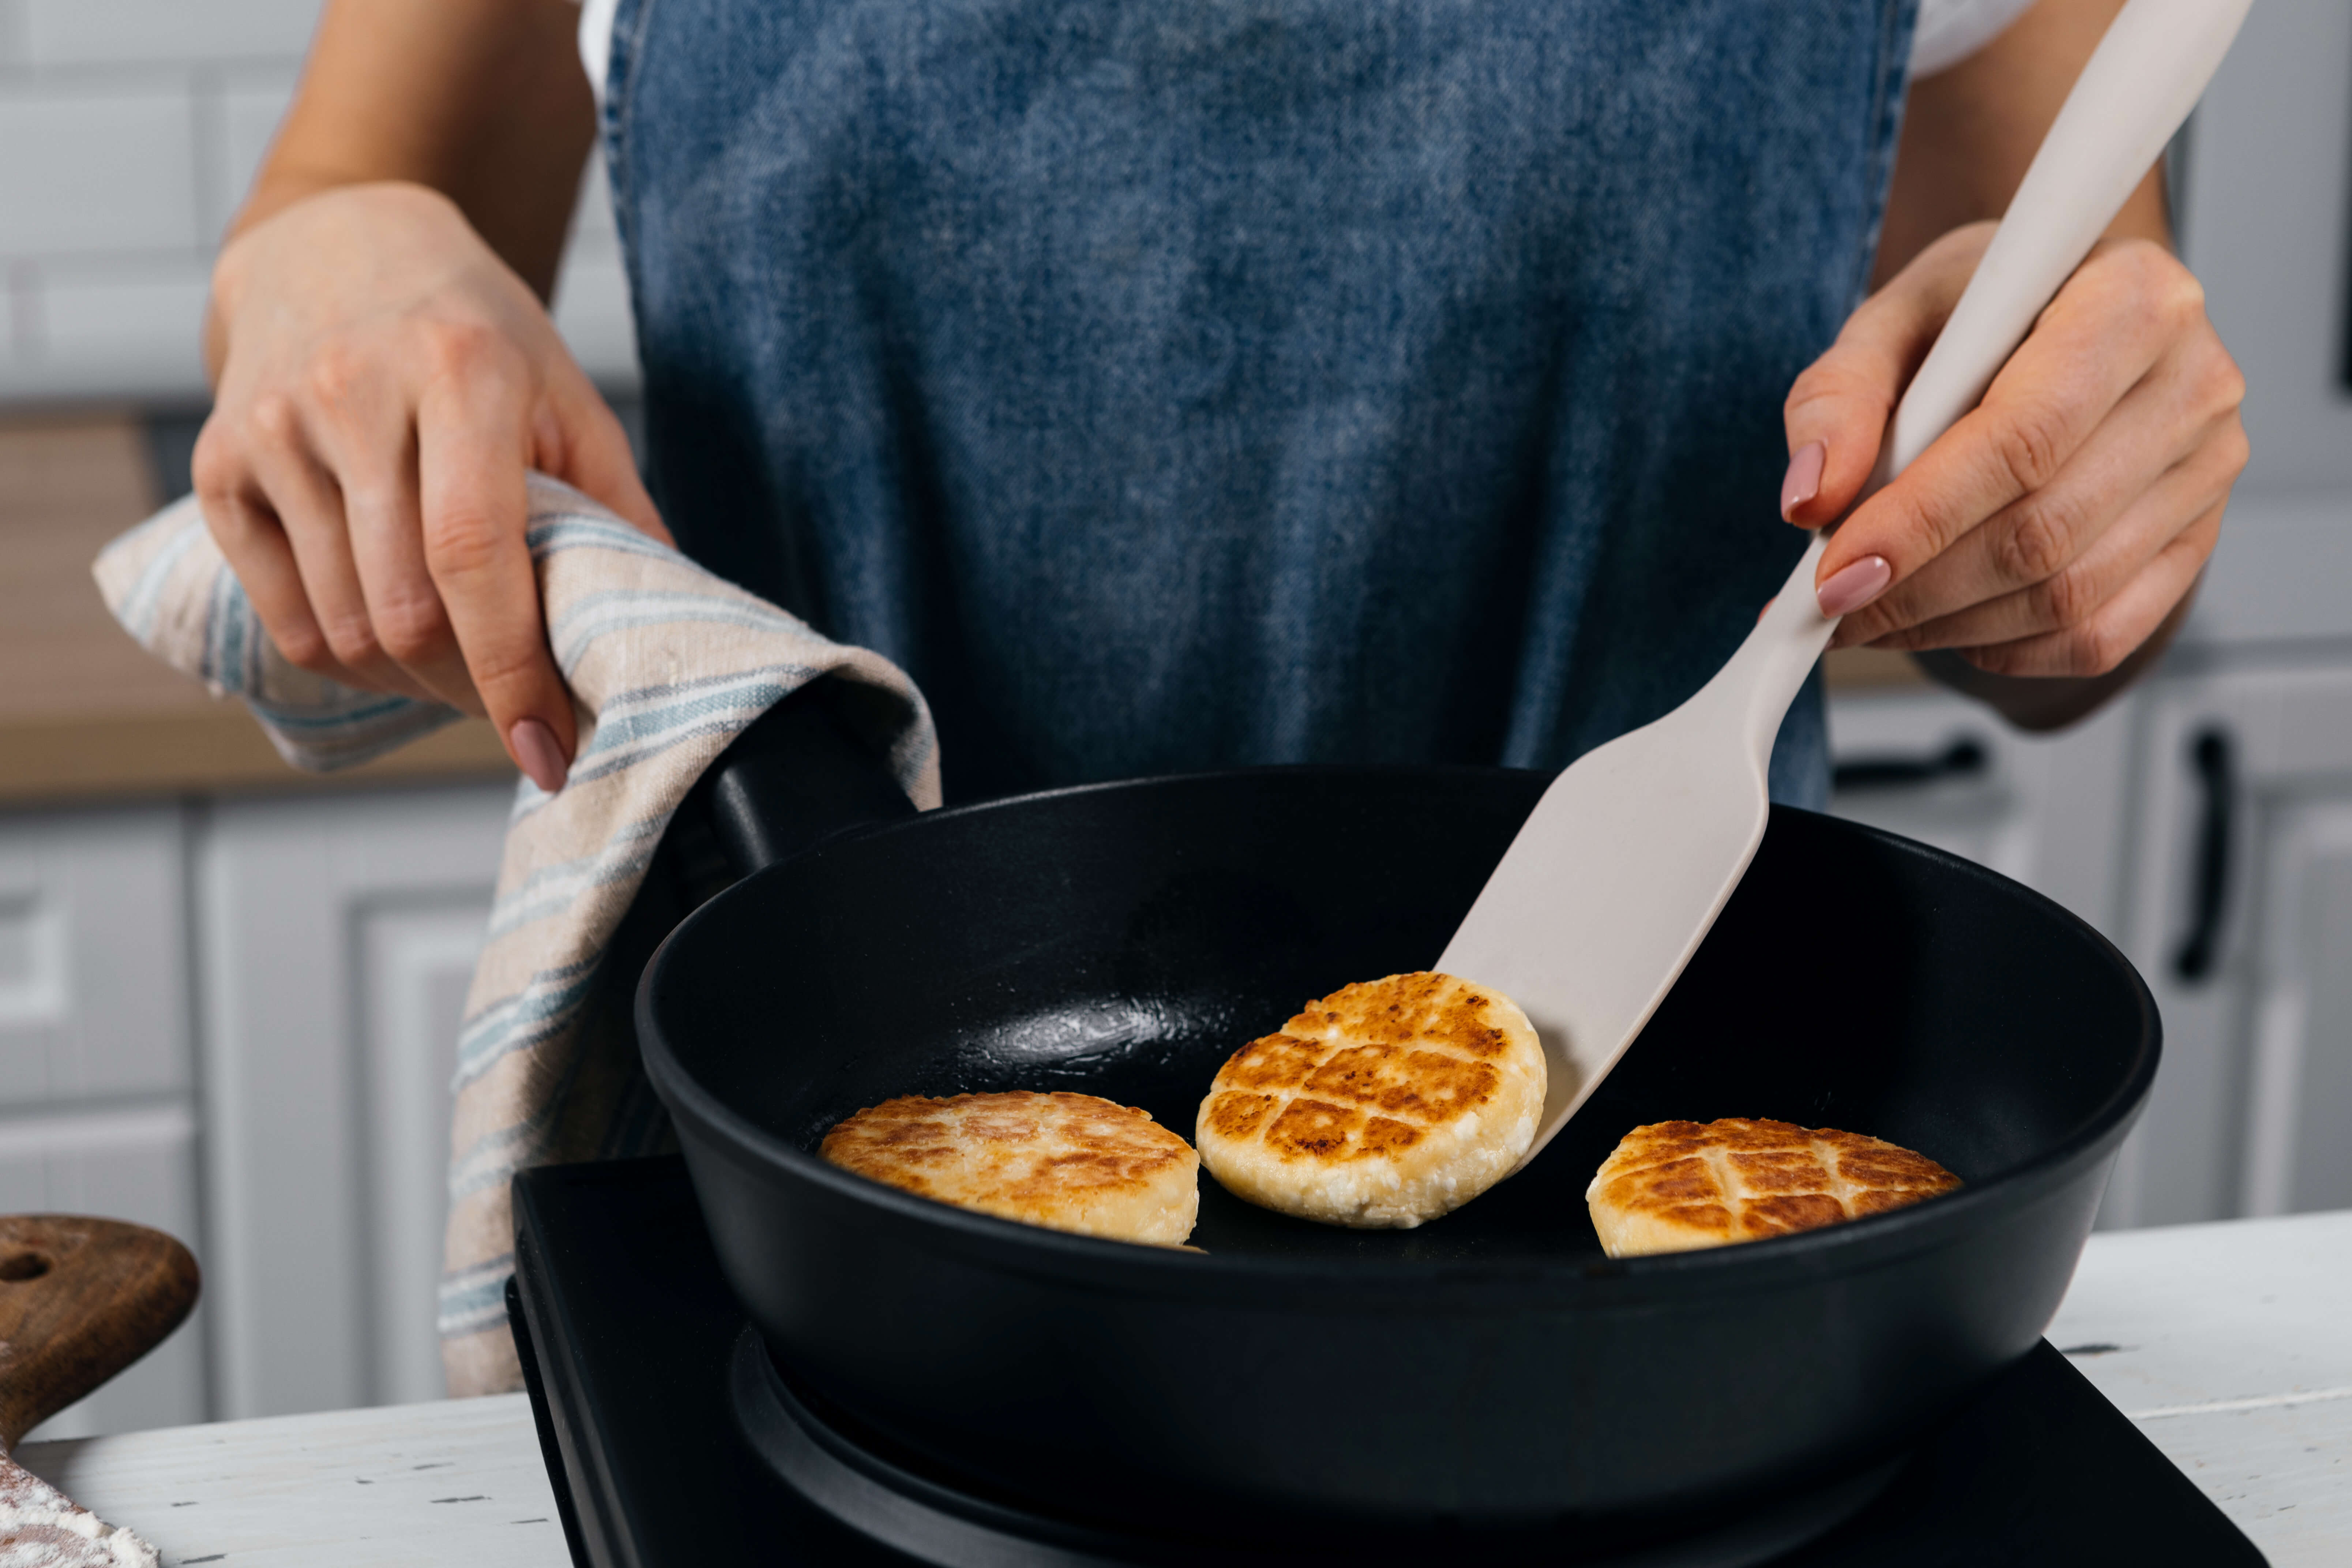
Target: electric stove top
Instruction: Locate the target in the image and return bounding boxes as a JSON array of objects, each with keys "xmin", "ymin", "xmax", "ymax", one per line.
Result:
[{"xmin": 509, "ymin": 1157, "xmax": 2267, "ymax": 1568}]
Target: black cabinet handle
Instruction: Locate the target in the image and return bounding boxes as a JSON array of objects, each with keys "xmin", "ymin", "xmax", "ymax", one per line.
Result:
[
  {"xmin": 2172, "ymin": 727, "xmax": 2235, "ymax": 984},
  {"xmin": 1831, "ymin": 736, "xmax": 1990, "ymax": 793}
]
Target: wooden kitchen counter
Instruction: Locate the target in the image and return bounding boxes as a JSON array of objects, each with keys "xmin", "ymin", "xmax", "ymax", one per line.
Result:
[
  {"xmin": 0, "ymin": 416, "xmax": 512, "ymax": 807},
  {"xmin": 18, "ymin": 1207, "xmax": 2349, "ymax": 1567}
]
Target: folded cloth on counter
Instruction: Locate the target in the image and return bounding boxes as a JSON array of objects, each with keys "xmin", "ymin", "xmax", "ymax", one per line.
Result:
[{"xmin": 94, "ymin": 477, "xmax": 940, "ymax": 1396}]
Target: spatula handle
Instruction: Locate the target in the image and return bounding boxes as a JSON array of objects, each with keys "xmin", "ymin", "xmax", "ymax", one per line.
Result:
[
  {"xmin": 1869, "ymin": 0, "xmax": 2251, "ymax": 489},
  {"xmin": 1730, "ymin": 0, "xmax": 2252, "ymax": 756}
]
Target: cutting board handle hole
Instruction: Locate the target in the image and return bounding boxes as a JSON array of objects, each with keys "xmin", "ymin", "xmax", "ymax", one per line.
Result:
[{"xmin": 0, "ymin": 1252, "xmax": 51, "ymax": 1282}]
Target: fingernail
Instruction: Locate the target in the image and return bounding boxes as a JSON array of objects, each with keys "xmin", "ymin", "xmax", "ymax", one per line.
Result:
[
  {"xmin": 509, "ymin": 718, "xmax": 571, "ymax": 793},
  {"xmin": 1780, "ymin": 440, "xmax": 1827, "ymax": 520},
  {"xmin": 1816, "ymin": 555, "xmax": 1893, "ymax": 619}
]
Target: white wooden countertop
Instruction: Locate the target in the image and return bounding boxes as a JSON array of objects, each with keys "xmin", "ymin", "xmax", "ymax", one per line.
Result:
[{"xmin": 20, "ymin": 1208, "xmax": 2350, "ymax": 1568}]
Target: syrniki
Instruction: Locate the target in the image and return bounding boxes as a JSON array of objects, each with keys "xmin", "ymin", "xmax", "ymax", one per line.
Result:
[
  {"xmin": 1587, "ymin": 1117, "xmax": 1962, "ymax": 1258},
  {"xmin": 1196, "ymin": 971, "xmax": 1545, "ymax": 1229},
  {"xmin": 822, "ymin": 1090, "xmax": 1199, "ymax": 1246}
]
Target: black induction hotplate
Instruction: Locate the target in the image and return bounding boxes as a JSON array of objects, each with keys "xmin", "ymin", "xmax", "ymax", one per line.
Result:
[{"xmin": 508, "ymin": 1158, "xmax": 2267, "ymax": 1568}]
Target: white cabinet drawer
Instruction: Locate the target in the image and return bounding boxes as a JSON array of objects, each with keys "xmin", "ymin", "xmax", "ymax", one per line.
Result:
[
  {"xmin": 0, "ymin": 806, "xmax": 189, "ymax": 1106},
  {"xmin": 0, "ymin": 1103, "xmax": 207, "ymax": 1439},
  {"xmin": 1825, "ymin": 685, "xmax": 2135, "ymax": 940},
  {"xmin": 2111, "ymin": 662, "xmax": 2352, "ymax": 1229}
]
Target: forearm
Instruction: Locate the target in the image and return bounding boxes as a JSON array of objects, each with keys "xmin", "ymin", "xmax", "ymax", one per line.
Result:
[
  {"xmin": 212, "ymin": 0, "xmax": 594, "ymax": 373},
  {"xmin": 1911, "ymin": 582, "xmax": 2196, "ymax": 731},
  {"xmin": 1879, "ymin": 0, "xmax": 2168, "ymax": 280},
  {"xmin": 1878, "ymin": 0, "xmax": 2183, "ymax": 727}
]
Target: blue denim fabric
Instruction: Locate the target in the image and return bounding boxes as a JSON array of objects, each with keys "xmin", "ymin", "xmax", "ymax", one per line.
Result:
[{"xmin": 602, "ymin": 0, "xmax": 1916, "ymax": 807}]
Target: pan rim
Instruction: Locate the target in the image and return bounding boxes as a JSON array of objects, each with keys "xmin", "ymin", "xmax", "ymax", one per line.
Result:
[{"xmin": 639, "ymin": 766, "xmax": 2161, "ymax": 1303}]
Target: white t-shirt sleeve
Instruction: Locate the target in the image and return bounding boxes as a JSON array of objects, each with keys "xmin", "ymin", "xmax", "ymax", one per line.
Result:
[
  {"xmin": 1910, "ymin": 0, "xmax": 2040, "ymax": 78},
  {"xmin": 579, "ymin": 0, "xmax": 621, "ymax": 108}
]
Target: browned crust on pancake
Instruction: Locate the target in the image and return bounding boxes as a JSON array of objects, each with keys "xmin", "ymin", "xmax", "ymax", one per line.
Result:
[
  {"xmin": 1195, "ymin": 972, "xmax": 1546, "ymax": 1228},
  {"xmin": 821, "ymin": 1091, "xmax": 1198, "ymax": 1244},
  {"xmin": 1201, "ymin": 972, "xmax": 1523, "ymax": 1165},
  {"xmin": 1586, "ymin": 1117, "xmax": 1961, "ymax": 1257}
]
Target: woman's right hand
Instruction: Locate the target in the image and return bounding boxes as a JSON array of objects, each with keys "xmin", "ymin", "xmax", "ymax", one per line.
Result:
[{"xmin": 195, "ymin": 180, "xmax": 668, "ymax": 791}]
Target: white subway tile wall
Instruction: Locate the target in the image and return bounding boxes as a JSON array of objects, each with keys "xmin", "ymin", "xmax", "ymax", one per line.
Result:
[
  {"xmin": 0, "ymin": 0, "xmax": 638, "ymax": 403},
  {"xmin": 20, "ymin": 0, "xmax": 324, "ymax": 65},
  {"xmin": 217, "ymin": 79, "xmax": 297, "ymax": 241},
  {"xmin": 0, "ymin": 91, "xmax": 200, "ymax": 254}
]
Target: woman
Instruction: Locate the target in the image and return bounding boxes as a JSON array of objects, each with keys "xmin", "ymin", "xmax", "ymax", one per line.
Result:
[{"xmin": 195, "ymin": 0, "xmax": 2243, "ymax": 804}]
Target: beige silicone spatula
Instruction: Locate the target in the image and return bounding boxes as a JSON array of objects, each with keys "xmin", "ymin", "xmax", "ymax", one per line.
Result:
[{"xmin": 1439, "ymin": 0, "xmax": 2253, "ymax": 1174}]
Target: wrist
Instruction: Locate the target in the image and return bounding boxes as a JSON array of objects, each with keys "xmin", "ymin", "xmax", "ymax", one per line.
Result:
[{"xmin": 1912, "ymin": 578, "xmax": 2200, "ymax": 732}]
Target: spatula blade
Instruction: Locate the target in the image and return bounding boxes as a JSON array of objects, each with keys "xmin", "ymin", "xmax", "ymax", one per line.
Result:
[{"xmin": 1436, "ymin": 692, "xmax": 1770, "ymax": 1172}]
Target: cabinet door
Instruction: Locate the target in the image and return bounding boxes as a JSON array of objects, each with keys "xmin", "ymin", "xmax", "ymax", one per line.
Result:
[
  {"xmin": 2175, "ymin": 0, "xmax": 2352, "ymax": 497},
  {"xmin": 1826, "ymin": 686, "xmax": 2135, "ymax": 937},
  {"xmin": 0, "ymin": 806, "xmax": 189, "ymax": 1105},
  {"xmin": 196, "ymin": 782, "xmax": 512, "ymax": 1419},
  {"xmin": 0, "ymin": 804, "xmax": 206, "ymax": 1436},
  {"xmin": 2108, "ymin": 665, "xmax": 2352, "ymax": 1228}
]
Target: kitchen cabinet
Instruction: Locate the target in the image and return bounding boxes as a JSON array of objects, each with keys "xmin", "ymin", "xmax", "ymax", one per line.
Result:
[
  {"xmin": 1830, "ymin": 651, "xmax": 2352, "ymax": 1237},
  {"xmin": 0, "ymin": 1106, "xmax": 204, "ymax": 1441},
  {"xmin": 1826, "ymin": 682, "xmax": 2158, "ymax": 1231},
  {"xmin": 0, "ymin": 779, "xmax": 512, "ymax": 1438},
  {"xmin": 2103, "ymin": 659, "xmax": 2352, "ymax": 1230},
  {"xmin": 196, "ymin": 782, "xmax": 512, "ymax": 1420},
  {"xmin": 2094, "ymin": 0, "xmax": 2352, "ymax": 1227},
  {"xmin": 1825, "ymin": 682, "xmax": 2137, "ymax": 937},
  {"xmin": 0, "ymin": 805, "xmax": 189, "ymax": 1105},
  {"xmin": 0, "ymin": 805, "xmax": 205, "ymax": 1440}
]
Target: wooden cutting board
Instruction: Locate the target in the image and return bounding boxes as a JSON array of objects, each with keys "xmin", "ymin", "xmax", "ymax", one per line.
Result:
[{"xmin": 0, "ymin": 1215, "xmax": 198, "ymax": 1565}]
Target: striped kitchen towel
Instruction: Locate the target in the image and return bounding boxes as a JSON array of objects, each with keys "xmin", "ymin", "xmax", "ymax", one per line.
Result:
[{"xmin": 94, "ymin": 475, "xmax": 940, "ymax": 1396}]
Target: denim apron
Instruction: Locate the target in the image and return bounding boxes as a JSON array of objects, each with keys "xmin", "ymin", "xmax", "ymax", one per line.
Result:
[{"xmin": 600, "ymin": 0, "xmax": 1916, "ymax": 806}]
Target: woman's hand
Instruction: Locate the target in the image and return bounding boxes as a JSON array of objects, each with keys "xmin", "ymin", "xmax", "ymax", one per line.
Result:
[
  {"xmin": 1780, "ymin": 221, "xmax": 2246, "ymax": 686},
  {"xmin": 194, "ymin": 181, "xmax": 667, "ymax": 790}
]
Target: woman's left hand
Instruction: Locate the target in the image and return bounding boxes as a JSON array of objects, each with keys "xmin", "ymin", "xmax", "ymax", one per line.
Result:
[{"xmin": 1779, "ymin": 220, "xmax": 2247, "ymax": 677}]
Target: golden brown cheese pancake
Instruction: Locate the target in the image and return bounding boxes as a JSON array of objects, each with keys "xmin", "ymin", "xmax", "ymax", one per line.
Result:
[
  {"xmin": 1195, "ymin": 972, "xmax": 1545, "ymax": 1229},
  {"xmin": 821, "ymin": 1091, "xmax": 1198, "ymax": 1245},
  {"xmin": 1586, "ymin": 1117, "xmax": 1961, "ymax": 1258}
]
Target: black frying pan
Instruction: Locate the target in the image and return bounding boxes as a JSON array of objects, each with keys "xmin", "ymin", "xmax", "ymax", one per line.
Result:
[{"xmin": 636, "ymin": 684, "xmax": 2158, "ymax": 1553}]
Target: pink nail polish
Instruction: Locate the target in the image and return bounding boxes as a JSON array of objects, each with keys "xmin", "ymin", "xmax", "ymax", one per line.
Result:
[
  {"xmin": 1816, "ymin": 555, "xmax": 1893, "ymax": 619},
  {"xmin": 1780, "ymin": 440, "xmax": 1826, "ymax": 520},
  {"xmin": 510, "ymin": 718, "xmax": 571, "ymax": 793}
]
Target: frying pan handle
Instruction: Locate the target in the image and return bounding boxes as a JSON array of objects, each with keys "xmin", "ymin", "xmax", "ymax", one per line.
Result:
[{"xmin": 694, "ymin": 678, "xmax": 920, "ymax": 877}]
